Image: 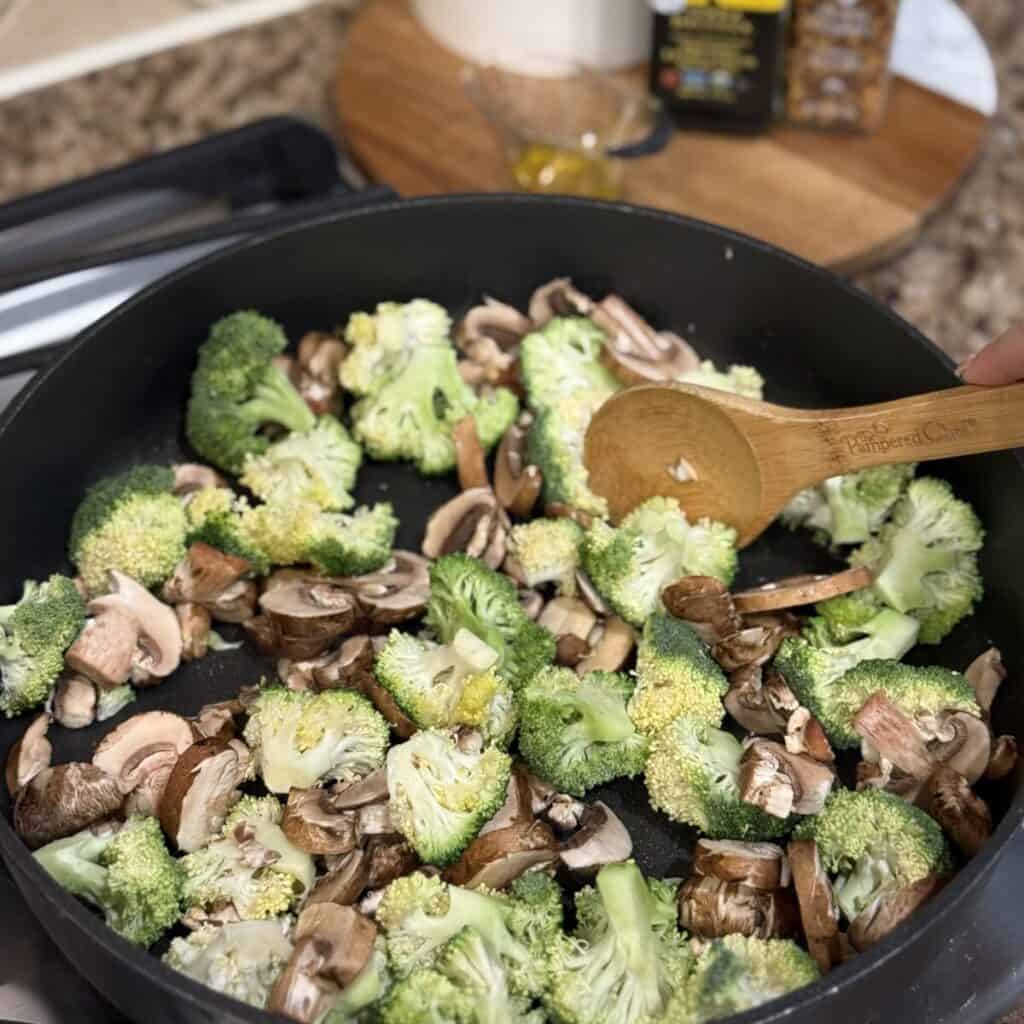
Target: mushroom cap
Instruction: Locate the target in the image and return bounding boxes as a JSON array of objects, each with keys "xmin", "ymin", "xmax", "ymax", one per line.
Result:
[
  {"xmin": 259, "ymin": 579, "xmax": 357, "ymax": 639},
  {"xmin": 458, "ymin": 296, "xmax": 532, "ymax": 352},
  {"xmin": 267, "ymin": 938, "xmax": 341, "ymax": 1024},
  {"xmin": 854, "ymin": 692, "xmax": 935, "ymax": 780},
  {"xmin": 421, "ymin": 488, "xmax": 508, "ymax": 569},
  {"xmin": 849, "ymin": 875, "xmax": 947, "ymax": 952},
  {"xmin": 172, "ymin": 463, "xmax": 225, "ymax": 496},
  {"xmin": 559, "ymin": 801, "xmax": 632, "ymax": 875},
  {"xmin": 528, "ymin": 278, "xmax": 593, "ymax": 325},
  {"xmin": 538, "ymin": 597, "xmax": 597, "ymax": 644},
  {"xmin": 964, "ymin": 647, "xmax": 1006, "ymax": 716},
  {"xmin": 6, "ymin": 713, "xmax": 52, "ymax": 796},
  {"xmin": 365, "ymin": 838, "xmax": 419, "ymax": 889},
  {"xmin": 294, "ymin": 903, "xmax": 379, "ymax": 988},
  {"xmin": 307, "ymin": 849, "xmax": 369, "ymax": 907},
  {"xmin": 929, "ymin": 712, "xmax": 992, "ymax": 785},
  {"xmin": 678, "ymin": 875, "xmax": 800, "ymax": 940},
  {"xmin": 51, "ymin": 674, "xmax": 98, "ymax": 730},
  {"xmin": 176, "ymin": 602, "xmax": 211, "ymax": 661},
  {"xmin": 444, "ymin": 819, "xmax": 558, "ymax": 888},
  {"xmin": 162, "ymin": 542, "xmax": 251, "ymax": 604},
  {"xmin": 724, "ymin": 666, "xmax": 797, "ymax": 736},
  {"xmin": 342, "ymin": 553, "xmax": 431, "ymax": 626},
  {"xmin": 282, "ymin": 788, "xmax": 359, "ymax": 855},
  {"xmin": 592, "ymin": 295, "xmax": 700, "ymax": 384},
  {"xmin": 494, "ymin": 423, "xmax": 542, "ymax": 519},
  {"xmin": 329, "ymin": 766, "xmax": 390, "ymax": 810},
  {"xmin": 787, "ymin": 839, "xmax": 839, "ymax": 943},
  {"xmin": 204, "ymin": 579, "xmax": 258, "ymax": 624},
  {"xmin": 740, "ymin": 740, "xmax": 836, "ymax": 817},
  {"xmin": 64, "ymin": 610, "xmax": 138, "ymax": 687},
  {"xmin": 92, "ymin": 710, "xmax": 195, "ymax": 801},
  {"xmin": 14, "ymin": 763, "xmax": 123, "ymax": 849},
  {"xmin": 693, "ymin": 839, "xmax": 789, "ymax": 891},
  {"xmin": 661, "ymin": 575, "xmax": 741, "ymax": 646},
  {"xmin": 577, "ymin": 616, "xmax": 635, "ymax": 675}
]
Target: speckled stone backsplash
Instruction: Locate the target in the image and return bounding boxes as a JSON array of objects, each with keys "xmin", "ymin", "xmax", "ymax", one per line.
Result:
[{"xmin": 0, "ymin": 0, "xmax": 1019, "ymax": 364}]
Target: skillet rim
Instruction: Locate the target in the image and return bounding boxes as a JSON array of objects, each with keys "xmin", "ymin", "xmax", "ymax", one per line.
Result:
[{"xmin": 0, "ymin": 192, "xmax": 1019, "ymax": 1024}]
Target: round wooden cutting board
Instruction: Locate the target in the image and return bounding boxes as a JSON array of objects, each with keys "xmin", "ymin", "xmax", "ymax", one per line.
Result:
[{"xmin": 334, "ymin": 0, "xmax": 992, "ymax": 272}]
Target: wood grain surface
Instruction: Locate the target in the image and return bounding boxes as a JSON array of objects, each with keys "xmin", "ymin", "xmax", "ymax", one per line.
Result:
[{"xmin": 334, "ymin": 0, "xmax": 991, "ymax": 272}]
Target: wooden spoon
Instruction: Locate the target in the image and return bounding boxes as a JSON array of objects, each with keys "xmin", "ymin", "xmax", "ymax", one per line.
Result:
[{"xmin": 583, "ymin": 381, "xmax": 1024, "ymax": 548}]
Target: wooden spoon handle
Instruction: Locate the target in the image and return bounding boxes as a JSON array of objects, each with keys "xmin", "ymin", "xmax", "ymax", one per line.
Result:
[{"xmin": 813, "ymin": 383, "xmax": 1024, "ymax": 477}]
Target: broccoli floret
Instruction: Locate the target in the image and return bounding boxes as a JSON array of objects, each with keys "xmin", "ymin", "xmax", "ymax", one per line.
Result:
[
  {"xmin": 518, "ymin": 668, "xmax": 647, "ymax": 797},
  {"xmin": 386, "ymin": 732, "xmax": 512, "ymax": 867},
  {"xmin": 505, "ymin": 872, "xmax": 564, "ymax": 952},
  {"xmin": 96, "ymin": 684, "xmax": 136, "ymax": 722},
  {"xmin": 628, "ymin": 612, "xmax": 727, "ymax": 737},
  {"xmin": 34, "ymin": 817, "xmax": 181, "ymax": 948},
  {"xmin": 375, "ymin": 629, "xmax": 517, "ymax": 747},
  {"xmin": 350, "ymin": 344, "xmax": 517, "ymax": 475},
  {"xmin": 341, "ymin": 299, "xmax": 452, "ymax": 397},
  {"xmin": 779, "ymin": 464, "xmax": 916, "ymax": 548},
  {"xmin": 243, "ymin": 687, "xmax": 389, "ymax": 793},
  {"xmin": 186, "ymin": 311, "xmax": 316, "ymax": 474},
  {"xmin": 519, "ymin": 317, "xmax": 619, "ymax": 411},
  {"xmin": 507, "ymin": 518, "xmax": 583, "ymax": 595},
  {"xmin": 377, "ymin": 873, "xmax": 541, "ymax": 995},
  {"xmin": 163, "ymin": 918, "xmax": 293, "ymax": 1009},
  {"xmin": 304, "ymin": 502, "xmax": 398, "ymax": 576},
  {"xmin": 183, "ymin": 487, "xmax": 269, "ymax": 574},
  {"xmin": 379, "ymin": 970, "xmax": 477, "ymax": 1024},
  {"xmin": 425, "ymin": 555, "xmax": 555, "ymax": 690},
  {"xmin": 240, "ymin": 415, "xmax": 362, "ymax": 512},
  {"xmin": 671, "ymin": 935, "xmax": 819, "ymax": 1022},
  {"xmin": 527, "ymin": 392, "xmax": 612, "ymax": 519},
  {"xmin": 850, "ymin": 477, "xmax": 984, "ymax": 643},
  {"xmin": 0, "ymin": 575, "xmax": 85, "ymax": 716},
  {"xmin": 180, "ymin": 795, "xmax": 314, "ymax": 920},
  {"xmin": 69, "ymin": 465, "xmax": 187, "ymax": 594},
  {"xmin": 794, "ymin": 788, "xmax": 952, "ymax": 922},
  {"xmin": 583, "ymin": 498, "xmax": 737, "ymax": 627},
  {"xmin": 546, "ymin": 861, "xmax": 692, "ymax": 1024},
  {"xmin": 645, "ymin": 715, "xmax": 793, "ymax": 840},
  {"xmin": 677, "ymin": 360, "xmax": 765, "ymax": 400},
  {"xmin": 572, "ymin": 872, "xmax": 679, "ymax": 943}
]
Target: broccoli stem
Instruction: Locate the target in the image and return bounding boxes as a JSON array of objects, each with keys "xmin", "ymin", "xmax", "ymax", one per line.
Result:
[
  {"xmin": 567, "ymin": 685, "xmax": 636, "ymax": 745},
  {"xmin": 874, "ymin": 531, "xmax": 957, "ymax": 612},
  {"xmin": 33, "ymin": 832, "xmax": 111, "ymax": 905},
  {"xmin": 595, "ymin": 863, "xmax": 661, "ymax": 995},
  {"xmin": 243, "ymin": 366, "xmax": 316, "ymax": 436}
]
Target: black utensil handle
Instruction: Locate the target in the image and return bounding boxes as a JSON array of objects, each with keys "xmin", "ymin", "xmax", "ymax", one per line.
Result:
[{"xmin": 608, "ymin": 105, "xmax": 675, "ymax": 159}]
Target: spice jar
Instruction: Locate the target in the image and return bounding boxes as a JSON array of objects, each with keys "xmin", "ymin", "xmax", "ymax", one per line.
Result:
[{"xmin": 786, "ymin": 0, "xmax": 901, "ymax": 132}]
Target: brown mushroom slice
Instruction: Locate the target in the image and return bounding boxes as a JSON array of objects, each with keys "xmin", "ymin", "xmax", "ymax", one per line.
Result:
[
  {"xmin": 294, "ymin": 903, "xmax": 379, "ymax": 988},
  {"xmin": 678, "ymin": 875, "xmax": 800, "ymax": 940},
  {"xmin": 964, "ymin": 647, "xmax": 1006, "ymax": 716},
  {"xmin": 205, "ymin": 580, "xmax": 258, "ymax": 624},
  {"xmin": 559, "ymin": 801, "xmax": 632, "ymax": 876},
  {"xmin": 330, "ymin": 766, "xmax": 390, "ymax": 810},
  {"xmin": 538, "ymin": 597, "xmax": 598, "ymax": 650},
  {"xmin": 555, "ymin": 635, "xmax": 589, "ymax": 667},
  {"xmin": 577, "ymin": 616, "xmax": 635, "ymax": 674},
  {"xmin": 307, "ymin": 849, "xmax": 369, "ymax": 907},
  {"xmin": 89, "ymin": 571, "xmax": 182, "ymax": 678},
  {"xmin": 172, "ymin": 463, "xmax": 225, "ymax": 496},
  {"xmin": 6, "ymin": 713, "xmax": 52, "ymax": 796},
  {"xmin": 281, "ymin": 788, "xmax": 359, "ymax": 855},
  {"xmin": 785, "ymin": 707, "xmax": 835, "ymax": 764},
  {"xmin": 494, "ymin": 423, "xmax": 543, "ymax": 519},
  {"xmin": 191, "ymin": 699, "xmax": 242, "ymax": 742},
  {"xmin": 692, "ymin": 839, "xmax": 789, "ymax": 891},
  {"xmin": 739, "ymin": 740, "xmax": 835, "ymax": 818},
  {"xmin": 459, "ymin": 296, "xmax": 532, "ymax": 352},
  {"xmin": 65, "ymin": 610, "xmax": 138, "ymax": 687},
  {"xmin": 357, "ymin": 802, "xmax": 397, "ymax": 840},
  {"xmin": 366, "ymin": 838, "xmax": 420, "ymax": 889},
  {"xmin": 986, "ymin": 735, "xmax": 1019, "ymax": 780},
  {"xmin": 724, "ymin": 665, "xmax": 792, "ymax": 736},
  {"xmin": 422, "ymin": 487, "xmax": 510, "ymax": 570},
  {"xmin": 160, "ymin": 738, "xmax": 250, "ymax": 852},
  {"xmin": 732, "ymin": 568, "xmax": 874, "ymax": 615},
  {"xmin": 479, "ymin": 768, "xmax": 533, "ymax": 836},
  {"xmin": 848, "ymin": 875, "xmax": 948, "ymax": 952},
  {"xmin": 854, "ymin": 692, "xmax": 935, "ymax": 780},
  {"xmin": 363, "ymin": 677, "xmax": 417, "ymax": 739},
  {"xmin": 661, "ymin": 576, "xmax": 741, "ymax": 645},
  {"xmin": 260, "ymin": 580, "xmax": 357, "ymax": 637},
  {"xmin": 444, "ymin": 819, "xmax": 558, "ymax": 888},
  {"xmin": 176, "ymin": 602, "xmax": 211, "ymax": 661},
  {"xmin": 268, "ymin": 936, "xmax": 342, "ymax": 1024},
  {"xmin": 713, "ymin": 625, "xmax": 787, "ymax": 673},
  {"xmin": 51, "ymin": 673, "xmax": 98, "ymax": 730},
  {"xmin": 342, "ymin": 553, "xmax": 431, "ymax": 627},
  {"xmin": 320, "ymin": 636, "xmax": 378, "ymax": 691},
  {"xmin": 162, "ymin": 542, "xmax": 252, "ymax": 604},
  {"xmin": 787, "ymin": 840, "xmax": 841, "ymax": 972},
  {"xmin": 919, "ymin": 765, "xmax": 992, "ymax": 859},
  {"xmin": 528, "ymin": 277, "xmax": 594, "ymax": 325},
  {"xmin": 927, "ymin": 712, "xmax": 992, "ymax": 785},
  {"xmin": 294, "ymin": 332, "xmax": 347, "ymax": 416},
  {"xmin": 14, "ymin": 763, "xmax": 123, "ymax": 848},
  {"xmin": 452, "ymin": 416, "xmax": 490, "ymax": 491}
]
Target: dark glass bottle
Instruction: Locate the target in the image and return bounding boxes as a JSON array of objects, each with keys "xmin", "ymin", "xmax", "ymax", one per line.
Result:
[{"xmin": 649, "ymin": 0, "xmax": 790, "ymax": 134}]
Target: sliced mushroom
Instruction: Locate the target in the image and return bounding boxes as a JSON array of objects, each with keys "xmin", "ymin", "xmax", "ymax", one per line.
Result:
[
  {"xmin": 678, "ymin": 875, "xmax": 800, "ymax": 940},
  {"xmin": 6, "ymin": 713, "xmax": 52, "ymax": 796},
  {"xmin": 65, "ymin": 610, "xmax": 138, "ymax": 687},
  {"xmin": 259, "ymin": 579, "xmax": 357, "ymax": 660},
  {"xmin": 268, "ymin": 937, "xmax": 342, "ymax": 1024},
  {"xmin": 575, "ymin": 571, "xmax": 609, "ymax": 617},
  {"xmin": 204, "ymin": 580, "xmax": 258, "ymax": 624},
  {"xmin": 366, "ymin": 838, "xmax": 420, "ymax": 889},
  {"xmin": 445, "ymin": 819, "xmax": 558, "ymax": 888},
  {"xmin": 363, "ymin": 676, "xmax": 417, "ymax": 739},
  {"xmin": 919, "ymin": 765, "xmax": 992, "ymax": 859},
  {"xmin": 421, "ymin": 487, "xmax": 509, "ymax": 570},
  {"xmin": 357, "ymin": 802, "xmax": 397, "ymax": 840},
  {"xmin": 693, "ymin": 839, "xmax": 789, "ymax": 891},
  {"xmin": 191, "ymin": 699, "xmax": 242, "ymax": 741},
  {"xmin": 661, "ymin": 576, "xmax": 741, "ymax": 646},
  {"xmin": 172, "ymin": 463, "xmax": 225, "ymax": 496},
  {"xmin": 785, "ymin": 707, "xmax": 835, "ymax": 763},
  {"xmin": 926, "ymin": 712, "xmax": 991, "ymax": 785},
  {"xmin": 739, "ymin": 740, "xmax": 835, "ymax": 818},
  {"xmin": 965, "ymin": 647, "xmax": 1006, "ymax": 716},
  {"xmin": 89, "ymin": 571, "xmax": 181, "ymax": 678},
  {"xmin": 160, "ymin": 738, "xmax": 250, "ymax": 852},
  {"xmin": 787, "ymin": 839, "xmax": 840, "ymax": 972},
  {"xmin": 176, "ymin": 602, "xmax": 211, "ymax": 660},
  {"xmin": 459, "ymin": 296, "xmax": 532, "ymax": 354},
  {"xmin": 295, "ymin": 903, "xmax": 378, "ymax": 988},
  {"xmin": 986, "ymin": 735, "xmax": 1018, "ymax": 780},
  {"xmin": 559, "ymin": 801, "xmax": 632, "ymax": 875},
  {"xmin": 294, "ymin": 332, "xmax": 347, "ymax": 417},
  {"xmin": 555, "ymin": 635, "xmax": 589, "ymax": 667},
  {"xmin": 848, "ymin": 875, "xmax": 948, "ymax": 952},
  {"xmin": 855, "ymin": 757, "xmax": 924, "ymax": 803},
  {"xmin": 523, "ymin": 771, "xmax": 588, "ymax": 834},
  {"xmin": 725, "ymin": 666, "xmax": 799, "ymax": 736},
  {"xmin": 732, "ymin": 568, "xmax": 874, "ymax": 615},
  {"xmin": 577, "ymin": 616, "xmax": 635, "ymax": 674},
  {"xmin": 494, "ymin": 422, "xmax": 542, "ymax": 519},
  {"xmin": 854, "ymin": 693, "xmax": 935, "ymax": 780},
  {"xmin": 528, "ymin": 277, "xmax": 594, "ymax": 325},
  {"xmin": 518, "ymin": 589, "xmax": 545, "ymax": 621},
  {"xmin": 713, "ymin": 625, "xmax": 787, "ymax": 673},
  {"xmin": 51, "ymin": 673, "xmax": 98, "ymax": 730},
  {"xmin": 538, "ymin": 597, "xmax": 597, "ymax": 651},
  {"xmin": 282, "ymin": 788, "xmax": 359, "ymax": 855},
  {"xmin": 452, "ymin": 415, "xmax": 490, "ymax": 491},
  {"xmin": 340, "ymin": 553, "xmax": 431, "ymax": 626},
  {"xmin": 479, "ymin": 769, "xmax": 533, "ymax": 837},
  {"xmin": 14, "ymin": 763, "xmax": 123, "ymax": 849},
  {"xmin": 162, "ymin": 543, "xmax": 252, "ymax": 605},
  {"xmin": 241, "ymin": 614, "xmax": 279, "ymax": 654},
  {"xmin": 307, "ymin": 849, "xmax": 369, "ymax": 907},
  {"xmin": 330, "ymin": 767, "xmax": 390, "ymax": 810}
]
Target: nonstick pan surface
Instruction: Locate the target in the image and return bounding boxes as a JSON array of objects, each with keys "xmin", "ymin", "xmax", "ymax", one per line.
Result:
[{"xmin": 0, "ymin": 195, "xmax": 1021, "ymax": 1024}]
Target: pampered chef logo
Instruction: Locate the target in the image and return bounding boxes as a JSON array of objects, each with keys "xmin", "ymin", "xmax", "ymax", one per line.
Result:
[{"xmin": 830, "ymin": 417, "xmax": 979, "ymax": 457}]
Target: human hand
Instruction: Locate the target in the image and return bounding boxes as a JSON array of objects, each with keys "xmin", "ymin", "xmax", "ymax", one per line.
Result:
[{"xmin": 958, "ymin": 324, "xmax": 1024, "ymax": 385}]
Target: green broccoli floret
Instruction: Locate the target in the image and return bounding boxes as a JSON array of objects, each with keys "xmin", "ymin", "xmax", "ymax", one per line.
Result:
[
  {"xmin": 377, "ymin": 873, "xmax": 541, "ymax": 995},
  {"xmin": 505, "ymin": 872, "xmax": 564, "ymax": 952},
  {"xmin": 526, "ymin": 392, "xmax": 612, "ymax": 519},
  {"xmin": 572, "ymin": 872, "xmax": 680, "ymax": 943},
  {"xmin": 507, "ymin": 518, "xmax": 583, "ymax": 595},
  {"xmin": 780, "ymin": 464, "xmax": 916, "ymax": 547},
  {"xmin": 583, "ymin": 498, "xmax": 738, "ymax": 627},
  {"xmin": 645, "ymin": 715, "xmax": 793, "ymax": 840},
  {"xmin": 69, "ymin": 464, "xmax": 187, "ymax": 594},
  {"xmin": 240, "ymin": 415, "xmax": 362, "ymax": 511},
  {"xmin": 518, "ymin": 668, "xmax": 647, "ymax": 797},
  {"xmin": 183, "ymin": 487, "xmax": 269, "ymax": 574},
  {"xmin": 850, "ymin": 477, "xmax": 984, "ymax": 643},
  {"xmin": 350, "ymin": 344, "xmax": 517, "ymax": 475},
  {"xmin": 237, "ymin": 499, "xmax": 317, "ymax": 566},
  {"xmin": 186, "ymin": 311, "xmax": 316, "ymax": 474},
  {"xmin": 341, "ymin": 299, "xmax": 452, "ymax": 397},
  {"xmin": 628, "ymin": 612, "xmax": 727, "ymax": 737},
  {"xmin": 677, "ymin": 360, "xmax": 765, "ymax": 400},
  {"xmin": 180, "ymin": 795, "xmax": 314, "ymax": 920},
  {"xmin": 304, "ymin": 502, "xmax": 398, "ymax": 576},
  {"xmin": 243, "ymin": 687, "xmax": 389, "ymax": 793},
  {"xmin": 0, "ymin": 574, "xmax": 85, "ymax": 716},
  {"xmin": 519, "ymin": 317, "xmax": 619, "ymax": 411},
  {"xmin": 425, "ymin": 555, "xmax": 555, "ymax": 690},
  {"xmin": 375, "ymin": 629, "xmax": 517, "ymax": 747},
  {"xmin": 379, "ymin": 970, "xmax": 477, "ymax": 1024},
  {"xmin": 794, "ymin": 788, "xmax": 952, "ymax": 922},
  {"xmin": 386, "ymin": 732, "xmax": 512, "ymax": 867},
  {"xmin": 163, "ymin": 918, "xmax": 293, "ymax": 1009},
  {"xmin": 670, "ymin": 935, "xmax": 819, "ymax": 1022},
  {"xmin": 34, "ymin": 817, "xmax": 181, "ymax": 948},
  {"xmin": 546, "ymin": 861, "xmax": 692, "ymax": 1024}
]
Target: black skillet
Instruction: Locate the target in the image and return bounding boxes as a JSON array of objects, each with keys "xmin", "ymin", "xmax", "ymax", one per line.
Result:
[{"xmin": 0, "ymin": 195, "xmax": 1021, "ymax": 1024}]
